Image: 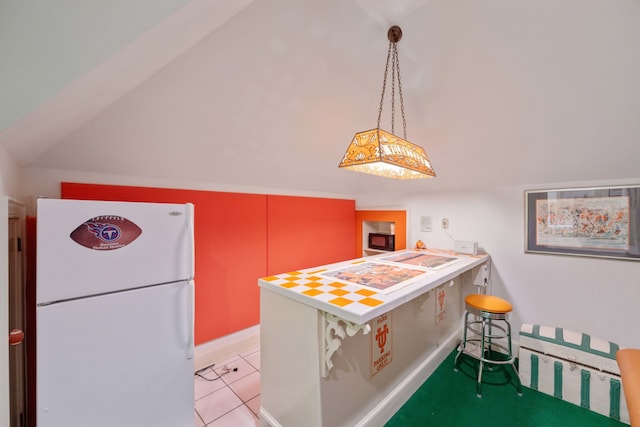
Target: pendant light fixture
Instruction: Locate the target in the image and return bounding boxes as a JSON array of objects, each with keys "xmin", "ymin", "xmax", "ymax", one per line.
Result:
[{"xmin": 339, "ymin": 26, "xmax": 436, "ymax": 179}]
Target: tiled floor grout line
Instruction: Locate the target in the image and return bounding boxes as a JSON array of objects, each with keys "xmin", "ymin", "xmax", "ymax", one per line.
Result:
[
  {"xmin": 195, "ymin": 349, "xmax": 261, "ymax": 426},
  {"xmin": 195, "ymin": 409, "xmax": 206, "ymax": 425},
  {"xmin": 205, "ymin": 400, "xmax": 246, "ymax": 426},
  {"xmin": 195, "ymin": 366, "xmax": 237, "ymax": 425},
  {"xmin": 232, "ymin": 352, "xmax": 260, "ymax": 417}
]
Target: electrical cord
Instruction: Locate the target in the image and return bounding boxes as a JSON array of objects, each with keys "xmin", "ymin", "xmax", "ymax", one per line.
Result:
[
  {"xmin": 195, "ymin": 364, "xmax": 238, "ymax": 381},
  {"xmin": 444, "ymin": 229, "xmax": 456, "ymax": 241}
]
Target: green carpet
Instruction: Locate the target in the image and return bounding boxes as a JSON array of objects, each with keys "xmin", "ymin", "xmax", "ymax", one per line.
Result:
[{"xmin": 386, "ymin": 350, "xmax": 628, "ymax": 427}]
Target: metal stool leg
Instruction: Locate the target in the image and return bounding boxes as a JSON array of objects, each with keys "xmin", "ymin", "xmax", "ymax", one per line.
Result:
[
  {"xmin": 485, "ymin": 319, "xmax": 495, "ymax": 371},
  {"xmin": 454, "ymin": 311, "xmax": 471, "ymax": 371},
  {"xmin": 476, "ymin": 317, "xmax": 487, "ymax": 397}
]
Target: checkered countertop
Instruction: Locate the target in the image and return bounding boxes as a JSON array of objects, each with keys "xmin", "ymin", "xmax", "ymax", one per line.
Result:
[{"xmin": 259, "ymin": 248, "xmax": 489, "ymax": 325}]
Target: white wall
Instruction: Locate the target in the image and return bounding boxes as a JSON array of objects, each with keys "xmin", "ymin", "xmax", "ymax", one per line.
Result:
[
  {"xmin": 357, "ymin": 179, "xmax": 640, "ymax": 348},
  {"xmin": 0, "ymin": 145, "xmax": 20, "ymax": 198}
]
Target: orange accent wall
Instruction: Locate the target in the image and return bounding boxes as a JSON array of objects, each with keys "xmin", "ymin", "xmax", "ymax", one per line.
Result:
[
  {"xmin": 267, "ymin": 195, "xmax": 355, "ymax": 274},
  {"xmin": 59, "ymin": 182, "xmax": 355, "ymax": 345},
  {"xmin": 61, "ymin": 182, "xmax": 268, "ymax": 345},
  {"xmin": 355, "ymin": 210, "xmax": 407, "ymax": 257}
]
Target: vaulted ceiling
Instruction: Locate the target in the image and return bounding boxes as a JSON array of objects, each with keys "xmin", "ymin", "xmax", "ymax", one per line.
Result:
[{"xmin": 2, "ymin": 0, "xmax": 640, "ymax": 196}]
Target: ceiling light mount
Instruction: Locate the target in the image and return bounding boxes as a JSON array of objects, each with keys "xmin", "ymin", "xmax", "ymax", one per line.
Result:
[
  {"xmin": 387, "ymin": 25, "xmax": 402, "ymax": 43},
  {"xmin": 339, "ymin": 25, "xmax": 436, "ymax": 180}
]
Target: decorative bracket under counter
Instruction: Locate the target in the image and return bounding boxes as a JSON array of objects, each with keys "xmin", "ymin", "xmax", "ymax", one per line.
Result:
[{"xmin": 321, "ymin": 312, "xmax": 371, "ymax": 378}]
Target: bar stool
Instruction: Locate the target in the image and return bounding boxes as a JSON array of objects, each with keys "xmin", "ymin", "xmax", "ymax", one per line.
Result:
[{"xmin": 454, "ymin": 293, "xmax": 522, "ymax": 398}]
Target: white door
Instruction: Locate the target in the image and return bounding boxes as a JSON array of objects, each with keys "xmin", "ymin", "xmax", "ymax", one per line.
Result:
[
  {"xmin": 37, "ymin": 280, "xmax": 194, "ymax": 427},
  {"xmin": 8, "ymin": 215, "xmax": 26, "ymax": 427},
  {"xmin": 37, "ymin": 199, "xmax": 194, "ymax": 304}
]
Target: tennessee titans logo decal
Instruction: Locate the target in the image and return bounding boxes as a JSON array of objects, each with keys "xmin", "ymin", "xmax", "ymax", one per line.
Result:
[
  {"xmin": 70, "ymin": 215, "xmax": 143, "ymax": 250},
  {"xmin": 86, "ymin": 222, "xmax": 122, "ymax": 242}
]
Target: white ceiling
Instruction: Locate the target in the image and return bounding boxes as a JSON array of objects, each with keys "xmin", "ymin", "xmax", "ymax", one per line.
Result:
[
  {"xmin": 2, "ymin": 0, "xmax": 640, "ymax": 196},
  {"xmin": 0, "ymin": 0, "xmax": 255, "ymax": 164}
]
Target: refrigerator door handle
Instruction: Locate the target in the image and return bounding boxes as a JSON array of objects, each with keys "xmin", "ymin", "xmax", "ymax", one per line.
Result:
[
  {"xmin": 186, "ymin": 280, "xmax": 194, "ymax": 360},
  {"xmin": 186, "ymin": 203, "xmax": 195, "ymax": 279}
]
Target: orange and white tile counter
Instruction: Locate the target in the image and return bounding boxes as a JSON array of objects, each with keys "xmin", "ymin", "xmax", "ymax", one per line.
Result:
[{"xmin": 259, "ymin": 249, "xmax": 490, "ymax": 427}]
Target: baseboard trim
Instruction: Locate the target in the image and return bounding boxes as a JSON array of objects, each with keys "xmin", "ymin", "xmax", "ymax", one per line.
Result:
[
  {"xmin": 259, "ymin": 407, "xmax": 281, "ymax": 427},
  {"xmin": 194, "ymin": 325, "xmax": 260, "ymax": 372}
]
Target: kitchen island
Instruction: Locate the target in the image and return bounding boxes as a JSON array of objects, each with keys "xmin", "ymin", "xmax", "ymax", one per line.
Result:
[{"xmin": 259, "ymin": 248, "xmax": 489, "ymax": 427}]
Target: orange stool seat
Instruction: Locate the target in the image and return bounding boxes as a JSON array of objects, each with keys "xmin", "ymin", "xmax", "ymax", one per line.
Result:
[
  {"xmin": 465, "ymin": 294, "xmax": 512, "ymax": 313},
  {"xmin": 454, "ymin": 293, "xmax": 522, "ymax": 398}
]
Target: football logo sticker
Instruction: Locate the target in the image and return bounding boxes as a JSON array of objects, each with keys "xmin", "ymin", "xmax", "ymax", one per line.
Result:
[{"xmin": 70, "ymin": 215, "xmax": 143, "ymax": 250}]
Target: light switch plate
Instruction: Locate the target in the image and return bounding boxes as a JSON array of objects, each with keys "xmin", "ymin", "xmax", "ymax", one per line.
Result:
[{"xmin": 420, "ymin": 216, "xmax": 433, "ymax": 232}]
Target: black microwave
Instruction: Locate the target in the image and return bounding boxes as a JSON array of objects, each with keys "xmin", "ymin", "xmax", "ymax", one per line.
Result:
[{"xmin": 368, "ymin": 233, "xmax": 395, "ymax": 251}]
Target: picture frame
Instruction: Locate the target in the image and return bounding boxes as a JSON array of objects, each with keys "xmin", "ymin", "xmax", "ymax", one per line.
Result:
[
  {"xmin": 379, "ymin": 250, "xmax": 460, "ymax": 270},
  {"xmin": 320, "ymin": 261, "xmax": 428, "ymax": 294},
  {"xmin": 525, "ymin": 185, "xmax": 640, "ymax": 261}
]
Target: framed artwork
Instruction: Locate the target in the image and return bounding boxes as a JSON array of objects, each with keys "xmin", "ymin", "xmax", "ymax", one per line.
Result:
[
  {"xmin": 320, "ymin": 261, "xmax": 428, "ymax": 294},
  {"xmin": 525, "ymin": 185, "xmax": 640, "ymax": 261},
  {"xmin": 379, "ymin": 250, "xmax": 460, "ymax": 270}
]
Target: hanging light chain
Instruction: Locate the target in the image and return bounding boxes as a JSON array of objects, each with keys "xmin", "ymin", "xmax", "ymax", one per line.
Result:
[
  {"xmin": 376, "ymin": 35, "xmax": 408, "ymax": 140},
  {"xmin": 395, "ymin": 43, "xmax": 408, "ymax": 140},
  {"xmin": 391, "ymin": 43, "xmax": 396, "ymax": 135},
  {"xmin": 376, "ymin": 41, "xmax": 393, "ymax": 129}
]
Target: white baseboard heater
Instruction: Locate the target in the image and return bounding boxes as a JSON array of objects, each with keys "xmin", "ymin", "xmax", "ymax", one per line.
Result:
[{"xmin": 518, "ymin": 323, "xmax": 629, "ymax": 424}]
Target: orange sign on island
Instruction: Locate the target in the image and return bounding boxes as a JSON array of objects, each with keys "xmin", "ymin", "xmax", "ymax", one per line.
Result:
[{"xmin": 370, "ymin": 312, "xmax": 393, "ymax": 378}]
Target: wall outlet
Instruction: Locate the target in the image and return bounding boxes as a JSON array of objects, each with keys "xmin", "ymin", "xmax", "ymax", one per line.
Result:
[
  {"xmin": 441, "ymin": 218, "xmax": 449, "ymax": 229},
  {"xmin": 472, "ymin": 263, "xmax": 489, "ymax": 286}
]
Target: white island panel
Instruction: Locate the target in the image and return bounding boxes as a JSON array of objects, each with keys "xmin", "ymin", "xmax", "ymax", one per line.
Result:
[{"xmin": 259, "ymin": 249, "xmax": 489, "ymax": 427}]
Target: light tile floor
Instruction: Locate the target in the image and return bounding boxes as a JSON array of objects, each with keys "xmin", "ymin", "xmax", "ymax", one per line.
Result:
[{"xmin": 195, "ymin": 347, "xmax": 261, "ymax": 426}]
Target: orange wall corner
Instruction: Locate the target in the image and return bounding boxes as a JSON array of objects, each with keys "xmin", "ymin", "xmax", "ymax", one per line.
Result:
[{"xmin": 355, "ymin": 210, "xmax": 407, "ymax": 257}]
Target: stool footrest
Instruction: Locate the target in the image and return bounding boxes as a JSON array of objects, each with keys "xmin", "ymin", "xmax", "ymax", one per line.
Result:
[
  {"xmin": 460, "ymin": 340, "xmax": 514, "ymax": 365},
  {"xmin": 466, "ymin": 320, "xmax": 509, "ymax": 340}
]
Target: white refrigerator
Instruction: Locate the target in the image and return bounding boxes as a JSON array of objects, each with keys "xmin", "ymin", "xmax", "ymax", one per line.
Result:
[{"xmin": 36, "ymin": 198, "xmax": 195, "ymax": 427}]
